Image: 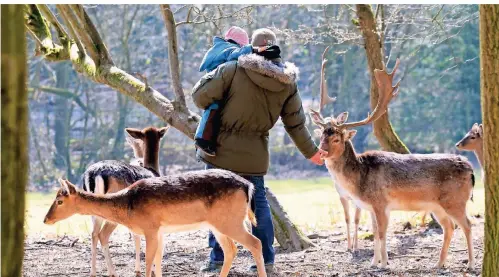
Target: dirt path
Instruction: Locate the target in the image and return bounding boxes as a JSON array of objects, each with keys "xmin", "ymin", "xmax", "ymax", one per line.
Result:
[{"xmin": 23, "ymin": 218, "xmax": 484, "ymax": 276}]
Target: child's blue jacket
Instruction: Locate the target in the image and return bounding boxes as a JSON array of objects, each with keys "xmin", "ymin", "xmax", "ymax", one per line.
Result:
[{"xmin": 199, "ymin": 37, "xmax": 253, "ymax": 72}]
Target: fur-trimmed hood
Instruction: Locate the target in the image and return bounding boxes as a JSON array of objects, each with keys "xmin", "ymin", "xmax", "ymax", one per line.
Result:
[{"xmin": 238, "ymin": 54, "xmax": 299, "ymax": 85}]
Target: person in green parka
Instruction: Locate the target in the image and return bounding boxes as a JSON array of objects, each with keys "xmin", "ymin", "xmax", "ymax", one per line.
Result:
[{"xmin": 192, "ymin": 28, "xmax": 326, "ymax": 274}]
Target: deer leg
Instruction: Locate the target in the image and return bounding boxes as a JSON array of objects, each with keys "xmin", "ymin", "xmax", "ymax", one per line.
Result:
[
  {"xmin": 153, "ymin": 233, "xmax": 164, "ymax": 277},
  {"xmin": 375, "ymin": 209, "xmax": 390, "ymax": 269},
  {"xmin": 90, "ymin": 216, "xmax": 103, "ymax": 277},
  {"xmin": 339, "ymin": 197, "xmax": 352, "ymax": 251},
  {"xmin": 144, "ymin": 232, "xmax": 159, "ymax": 277},
  {"xmin": 421, "ymin": 212, "xmax": 427, "ymax": 227},
  {"xmin": 369, "ymin": 211, "xmax": 380, "ymax": 268},
  {"xmin": 98, "ymin": 222, "xmax": 119, "ymax": 277},
  {"xmin": 212, "ymin": 230, "xmax": 237, "ymax": 277},
  {"xmin": 353, "ymin": 207, "xmax": 361, "ymax": 253},
  {"xmin": 432, "ymin": 209, "xmax": 455, "ymax": 268},
  {"xmin": 446, "ymin": 208, "xmax": 474, "ymax": 269},
  {"xmin": 222, "ymin": 224, "xmax": 266, "ymax": 277},
  {"xmin": 133, "ymin": 234, "xmax": 141, "ymax": 276}
]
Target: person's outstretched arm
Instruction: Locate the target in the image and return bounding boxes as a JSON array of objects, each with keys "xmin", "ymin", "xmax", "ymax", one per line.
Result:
[
  {"xmin": 226, "ymin": 44, "xmax": 254, "ymax": 62},
  {"xmin": 192, "ymin": 62, "xmax": 237, "ymax": 109},
  {"xmin": 280, "ymin": 85, "xmax": 324, "ymax": 164}
]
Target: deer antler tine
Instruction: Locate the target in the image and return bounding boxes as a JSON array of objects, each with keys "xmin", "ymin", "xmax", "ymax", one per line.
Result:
[
  {"xmin": 319, "ymin": 46, "xmax": 336, "ymax": 113},
  {"xmin": 389, "ymin": 58, "xmax": 400, "ymax": 77}
]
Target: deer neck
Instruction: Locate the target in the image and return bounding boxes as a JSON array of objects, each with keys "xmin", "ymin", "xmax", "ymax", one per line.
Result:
[
  {"xmin": 76, "ymin": 191, "xmax": 128, "ymax": 224},
  {"xmin": 325, "ymin": 140, "xmax": 361, "ymax": 188},
  {"xmin": 474, "ymin": 143, "xmax": 484, "ymax": 168},
  {"xmin": 143, "ymin": 140, "xmax": 160, "ymax": 173}
]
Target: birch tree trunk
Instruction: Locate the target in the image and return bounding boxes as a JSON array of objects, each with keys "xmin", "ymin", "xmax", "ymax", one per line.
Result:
[
  {"xmin": 1, "ymin": 4, "xmax": 28, "ymax": 277},
  {"xmin": 480, "ymin": 4, "xmax": 499, "ymax": 276}
]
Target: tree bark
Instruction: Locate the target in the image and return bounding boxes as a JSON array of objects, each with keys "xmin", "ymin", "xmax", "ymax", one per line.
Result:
[
  {"xmin": 356, "ymin": 4, "xmax": 409, "ymax": 154},
  {"xmin": 53, "ymin": 63, "xmax": 73, "ymax": 181},
  {"xmin": 480, "ymin": 5, "xmax": 499, "ymax": 276},
  {"xmin": 1, "ymin": 5, "xmax": 28, "ymax": 277},
  {"xmin": 160, "ymin": 4, "xmax": 186, "ymax": 107}
]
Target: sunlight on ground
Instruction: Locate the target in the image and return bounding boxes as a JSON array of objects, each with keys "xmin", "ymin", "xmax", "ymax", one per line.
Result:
[{"xmin": 26, "ymin": 177, "xmax": 485, "ymax": 238}]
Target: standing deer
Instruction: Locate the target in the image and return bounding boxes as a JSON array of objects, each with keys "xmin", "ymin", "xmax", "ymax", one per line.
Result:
[
  {"xmin": 81, "ymin": 126, "xmax": 168, "ymax": 277},
  {"xmin": 456, "ymin": 123, "xmax": 484, "ymax": 169},
  {"xmin": 44, "ymin": 170, "xmax": 266, "ymax": 277},
  {"xmin": 310, "ymin": 59, "xmax": 475, "ymax": 269}
]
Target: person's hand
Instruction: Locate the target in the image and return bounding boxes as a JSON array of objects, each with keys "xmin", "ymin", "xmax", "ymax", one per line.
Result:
[
  {"xmin": 309, "ymin": 149, "xmax": 327, "ymax": 166},
  {"xmin": 257, "ymin": 46, "xmax": 267, "ymax": 53}
]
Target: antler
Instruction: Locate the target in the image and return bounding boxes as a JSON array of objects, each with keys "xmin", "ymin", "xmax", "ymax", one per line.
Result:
[
  {"xmin": 333, "ymin": 58, "xmax": 401, "ymax": 129},
  {"xmin": 319, "ymin": 46, "xmax": 336, "ymax": 113},
  {"xmin": 309, "ymin": 46, "xmax": 337, "ymax": 128}
]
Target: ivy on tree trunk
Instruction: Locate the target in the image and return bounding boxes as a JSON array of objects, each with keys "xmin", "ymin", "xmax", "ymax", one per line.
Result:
[{"xmin": 1, "ymin": 4, "xmax": 28, "ymax": 277}]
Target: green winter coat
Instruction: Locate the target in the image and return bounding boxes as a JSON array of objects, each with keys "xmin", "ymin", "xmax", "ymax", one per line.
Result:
[{"xmin": 192, "ymin": 54, "xmax": 318, "ymax": 175}]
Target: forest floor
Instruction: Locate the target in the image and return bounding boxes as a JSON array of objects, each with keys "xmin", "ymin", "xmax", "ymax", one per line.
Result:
[{"xmin": 23, "ymin": 178, "xmax": 485, "ymax": 277}]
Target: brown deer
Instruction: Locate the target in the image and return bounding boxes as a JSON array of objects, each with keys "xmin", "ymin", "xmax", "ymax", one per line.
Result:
[
  {"xmin": 81, "ymin": 126, "xmax": 168, "ymax": 277},
  {"xmin": 44, "ymin": 170, "xmax": 266, "ymax": 277},
  {"xmin": 456, "ymin": 123, "xmax": 484, "ymax": 169},
  {"xmin": 310, "ymin": 59, "xmax": 475, "ymax": 269}
]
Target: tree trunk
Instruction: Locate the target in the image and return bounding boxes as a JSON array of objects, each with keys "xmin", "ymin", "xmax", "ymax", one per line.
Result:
[
  {"xmin": 1, "ymin": 5, "xmax": 28, "ymax": 277},
  {"xmin": 480, "ymin": 5, "xmax": 499, "ymax": 276},
  {"xmin": 266, "ymin": 188, "xmax": 315, "ymax": 250},
  {"xmin": 355, "ymin": 4, "xmax": 409, "ymax": 154},
  {"xmin": 160, "ymin": 4, "xmax": 186, "ymax": 107},
  {"xmin": 53, "ymin": 63, "xmax": 73, "ymax": 181}
]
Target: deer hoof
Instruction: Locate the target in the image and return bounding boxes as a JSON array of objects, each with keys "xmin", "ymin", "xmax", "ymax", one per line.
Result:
[
  {"xmin": 434, "ymin": 262, "xmax": 445, "ymax": 269},
  {"xmin": 135, "ymin": 271, "xmax": 142, "ymax": 276},
  {"xmin": 370, "ymin": 259, "xmax": 379, "ymax": 268},
  {"xmin": 467, "ymin": 258, "xmax": 476, "ymax": 269}
]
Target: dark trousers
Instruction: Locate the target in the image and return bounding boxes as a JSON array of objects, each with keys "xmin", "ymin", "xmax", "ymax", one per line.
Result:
[
  {"xmin": 195, "ymin": 102, "xmax": 220, "ymax": 145},
  {"xmin": 206, "ymin": 165, "xmax": 275, "ymax": 265}
]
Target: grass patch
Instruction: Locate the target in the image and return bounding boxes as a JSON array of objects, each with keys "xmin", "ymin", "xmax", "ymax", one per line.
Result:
[{"xmin": 26, "ymin": 177, "xmax": 485, "ymax": 237}]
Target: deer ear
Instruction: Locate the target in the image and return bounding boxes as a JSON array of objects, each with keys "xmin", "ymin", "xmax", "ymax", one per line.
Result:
[
  {"xmin": 314, "ymin": 129, "xmax": 323, "ymax": 137},
  {"xmin": 64, "ymin": 180, "xmax": 77, "ymax": 194},
  {"xmin": 336, "ymin": 112, "xmax": 348, "ymax": 125},
  {"xmin": 345, "ymin": 130, "xmax": 357, "ymax": 140},
  {"xmin": 125, "ymin": 128, "xmax": 144, "ymax": 139},
  {"xmin": 478, "ymin": 124, "xmax": 483, "ymax": 137},
  {"xmin": 158, "ymin": 126, "xmax": 170, "ymax": 138},
  {"xmin": 58, "ymin": 178, "xmax": 69, "ymax": 195},
  {"xmin": 309, "ymin": 111, "xmax": 324, "ymax": 127}
]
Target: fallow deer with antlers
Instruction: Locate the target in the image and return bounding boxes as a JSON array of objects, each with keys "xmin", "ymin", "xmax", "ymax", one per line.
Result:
[{"xmin": 310, "ymin": 57, "xmax": 475, "ymax": 269}]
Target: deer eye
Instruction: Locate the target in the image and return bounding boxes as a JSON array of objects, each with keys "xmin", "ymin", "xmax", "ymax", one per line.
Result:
[
  {"xmin": 470, "ymin": 136, "xmax": 476, "ymax": 140},
  {"xmin": 332, "ymin": 139, "xmax": 340, "ymax": 143},
  {"xmin": 57, "ymin": 200, "xmax": 63, "ymax": 205}
]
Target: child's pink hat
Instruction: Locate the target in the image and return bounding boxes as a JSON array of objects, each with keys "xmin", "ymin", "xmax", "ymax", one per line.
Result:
[{"xmin": 224, "ymin": 26, "xmax": 249, "ymax": 46}]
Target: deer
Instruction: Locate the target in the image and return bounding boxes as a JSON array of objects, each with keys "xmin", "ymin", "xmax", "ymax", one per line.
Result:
[
  {"xmin": 310, "ymin": 58, "xmax": 475, "ymax": 269},
  {"xmin": 456, "ymin": 123, "xmax": 484, "ymax": 170},
  {"xmin": 80, "ymin": 126, "xmax": 168, "ymax": 277},
  {"xmin": 44, "ymin": 169, "xmax": 267, "ymax": 277}
]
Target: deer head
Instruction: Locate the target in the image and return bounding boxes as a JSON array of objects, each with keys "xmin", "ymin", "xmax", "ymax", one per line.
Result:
[
  {"xmin": 44, "ymin": 179, "xmax": 79, "ymax": 225},
  {"xmin": 456, "ymin": 123, "xmax": 483, "ymax": 151},
  {"xmin": 310, "ymin": 53, "xmax": 401, "ymax": 159}
]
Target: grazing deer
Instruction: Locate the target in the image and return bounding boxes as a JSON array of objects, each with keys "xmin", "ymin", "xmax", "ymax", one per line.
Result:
[
  {"xmin": 44, "ymin": 170, "xmax": 266, "ymax": 277},
  {"xmin": 310, "ymin": 58, "xmax": 475, "ymax": 269},
  {"xmin": 456, "ymin": 123, "xmax": 484, "ymax": 169},
  {"xmin": 81, "ymin": 126, "xmax": 168, "ymax": 277}
]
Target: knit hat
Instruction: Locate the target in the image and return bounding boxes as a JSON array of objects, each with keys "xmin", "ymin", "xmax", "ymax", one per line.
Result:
[
  {"xmin": 224, "ymin": 26, "xmax": 249, "ymax": 46},
  {"xmin": 251, "ymin": 28, "xmax": 277, "ymax": 47}
]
